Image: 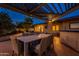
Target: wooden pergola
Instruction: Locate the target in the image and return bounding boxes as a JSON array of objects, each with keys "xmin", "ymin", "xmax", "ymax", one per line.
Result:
[{"xmin": 0, "ymin": 3, "xmax": 79, "ymax": 21}]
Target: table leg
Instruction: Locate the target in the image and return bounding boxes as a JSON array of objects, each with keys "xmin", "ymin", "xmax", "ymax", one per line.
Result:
[{"xmin": 24, "ymin": 43, "xmax": 29, "ymax": 56}]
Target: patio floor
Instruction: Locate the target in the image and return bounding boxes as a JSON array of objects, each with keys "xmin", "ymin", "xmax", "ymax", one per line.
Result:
[
  {"xmin": 53, "ymin": 36, "xmax": 79, "ymax": 56},
  {"xmin": 0, "ymin": 36, "xmax": 79, "ymax": 56}
]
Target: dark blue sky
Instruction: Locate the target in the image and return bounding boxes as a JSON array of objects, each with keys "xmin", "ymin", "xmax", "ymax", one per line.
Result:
[
  {"xmin": 60, "ymin": 9, "xmax": 79, "ymax": 19},
  {"xmin": 0, "ymin": 7, "xmax": 45, "ymax": 24}
]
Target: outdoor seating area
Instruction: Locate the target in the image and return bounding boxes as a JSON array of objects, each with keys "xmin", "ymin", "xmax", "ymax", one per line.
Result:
[
  {"xmin": 0, "ymin": 3, "xmax": 79, "ymax": 56},
  {"xmin": 0, "ymin": 32, "xmax": 53, "ymax": 56}
]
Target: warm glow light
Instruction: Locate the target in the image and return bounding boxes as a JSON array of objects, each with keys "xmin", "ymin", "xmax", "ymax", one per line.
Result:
[
  {"xmin": 52, "ymin": 20, "xmax": 55, "ymax": 22},
  {"xmin": 39, "ymin": 26, "xmax": 41, "ymax": 30},
  {"xmin": 52, "ymin": 25, "xmax": 59, "ymax": 31},
  {"xmin": 52, "ymin": 26, "xmax": 56, "ymax": 31},
  {"xmin": 34, "ymin": 25, "xmax": 45, "ymax": 32},
  {"xmin": 56, "ymin": 25, "xmax": 59, "ymax": 31},
  {"xmin": 48, "ymin": 20, "xmax": 52, "ymax": 23},
  {"xmin": 52, "ymin": 18, "xmax": 56, "ymax": 22},
  {"xmin": 48, "ymin": 14, "xmax": 53, "ymax": 20},
  {"xmin": 52, "ymin": 17, "xmax": 59, "ymax": 22},
  {"xmin": 48, "ymin": 17, "xmax": 58, "ymax": 23}
]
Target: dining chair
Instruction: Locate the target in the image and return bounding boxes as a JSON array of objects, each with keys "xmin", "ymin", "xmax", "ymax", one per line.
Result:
[
  {"xmin": 10, "ymin": 33, "xmax": 23, "ymax": 56},
  {"xmin": 34, "ymin": 35, "xmax": 52, "ymax": 56}
]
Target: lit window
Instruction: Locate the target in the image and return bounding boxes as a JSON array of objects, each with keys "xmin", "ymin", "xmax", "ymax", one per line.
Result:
[
  {"xmin": 52, "ymin": 26, "xmax": 56, "ymax": 31},
  {"xmin": 56, "ymin": 25, "xmax": 59, "ymax": 31}
]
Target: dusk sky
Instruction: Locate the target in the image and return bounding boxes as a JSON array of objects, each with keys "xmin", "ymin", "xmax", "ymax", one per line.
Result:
[
  {"xmin": 0, "ymin": 7, "xmax": 45, "ymax": 24},
  {"xmin": 0, "ymin": 6, "xmax": 79, "ymax": 24}
]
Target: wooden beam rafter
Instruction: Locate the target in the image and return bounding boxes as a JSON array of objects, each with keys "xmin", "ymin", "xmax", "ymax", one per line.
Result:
[
  {"xmin": 64, "ymin": 3, "xmax": 67, "ymax": 11},
  {"xmin": 44, "ymin": 4, "xmax": 55, "ymax": 14},
  {"xmin": 29, "ymin": 3, "xmax": 46, "ymax": 13},
  {"xmin": 1, "ymin": 3, "xmax": 79, "ymax": 21},
  {"xmin": 0, "ymin": 4, "xmax": 44, "ymax": 20},
  {"xmin": 69, "ymin": 3, "xmax": 72, "ymax": 8},
  {"xmin": 51, "ymin": 4, "xmax": 60, "ymax": 14},
  {"xmin": 60, "ymin": 4, "xmax": 79, "ymax": 18},
  {"xmin": 58, "ymin": 3, "xmax": 63, "ymax": 13}
]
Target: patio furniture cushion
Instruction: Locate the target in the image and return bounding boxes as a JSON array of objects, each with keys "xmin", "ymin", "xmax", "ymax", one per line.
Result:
[{"xmin": 34, "ymin": 34, "xmax": 52, "ymax": 55}]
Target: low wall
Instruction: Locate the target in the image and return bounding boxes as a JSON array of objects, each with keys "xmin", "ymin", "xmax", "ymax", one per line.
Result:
[
  {"xmin": 0, "ymin": 36, "xmax": 10, "ymax": 42},
  {"xmin": 0, "ymin": 33, "xmax": 23, "ymax": 42},
  {"xmin": 60, "ymin": 31, "xmax": 79, "ymax": 52}
]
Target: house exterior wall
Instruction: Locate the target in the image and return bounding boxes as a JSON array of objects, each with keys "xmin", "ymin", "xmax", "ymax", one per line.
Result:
[
  {"xmin": 59, "ymin": 18, "xmax": 79, "ymax": 31},
  {"xmin": 52, "ymin": 23, "xmax": 60, "ymax": 31},
  {"xmin": 60, "ymin": 32, "xmax": 79, "ymax": 52},
  {"xmin": 34, "ymin": 24, "xmax": 46, "ymax": 32},
  {"xmin": 60, "ymin": 17, "xmax": 79, "ymax": 52}
]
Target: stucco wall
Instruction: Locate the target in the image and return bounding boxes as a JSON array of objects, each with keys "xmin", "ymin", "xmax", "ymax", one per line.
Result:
[
  {"xmin": 34, "ymin": 24, "xmax": 46, "ymax": 32},
  {"xmin": 60, "ymin": 32, "xmax": 79, "ymax": 52},
  {"xmin": 60, "ymin": 22, "xmax": 70, "ymax": 30},
  {"xmin": 59, "ymin": 18, "xmax": 79, "ymax": 31}
]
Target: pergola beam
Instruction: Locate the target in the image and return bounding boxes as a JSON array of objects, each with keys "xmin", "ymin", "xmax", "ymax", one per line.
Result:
[
  {"xmin": 0, "ymin": 4, "xmax": 44, "ymax": 20},
  {"xmin": 0, "ymin": 3, "xmax": 79, "ymax": 21},
  {"xmin": 0, "ymin": 4, "xmax": 30, "ymax": 16},
  {"xmin": 64, "ymin": 3, "xmax": 67, "ymax": 11},
  {"xmin": 60, "ymin": 4, "xmax": 79, "ymax": 18},
  {"xmin": 51, "ymin": 4, "xmax": 60, "ymax": 14},
  {"xmin": 58, "ymin": 3, "xmax": 63, "ymax": 13},
  {"xmin": 70, "ymin": 3, "xmax": 71, "ymax": 8},
  {"xmin": 45, "ymin": 4, "xmax": 55, "ymax": 14},
  {"xmin": 30, "ymin": 3, "xmax": 45, "ymax": 13}
]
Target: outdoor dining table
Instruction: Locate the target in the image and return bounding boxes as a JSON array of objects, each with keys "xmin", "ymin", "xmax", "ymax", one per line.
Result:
[{"xmin": 17, "ymin": 34, "xmax": 51, "ymax": 56}]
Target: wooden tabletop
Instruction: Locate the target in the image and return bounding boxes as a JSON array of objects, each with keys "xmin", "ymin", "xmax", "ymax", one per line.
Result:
[{"xmin": 17, "ymin": 34, "xmax": 51, "ymax": 43}]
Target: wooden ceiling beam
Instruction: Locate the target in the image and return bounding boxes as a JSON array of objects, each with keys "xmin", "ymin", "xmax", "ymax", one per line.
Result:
[
  {"xmin": 33, "ymin": 13, "xmax": 59, "ymax": 16},
  {"xmin": 71, "ymin": 3, "xmax": 73, "ymax": 7},
  {"xmin": 0, "ymin": 4, "xmax": 29, "ymax": 15},
  {"xmin": 69, "ymin": 3, "xmax": 72, "ymax": 8},
  {"xmin": 51, "ymin": 4, "xmax": 60, "ymax": 14},
  {"xmin": 64, "ymin": 3, "xmax": 67, "ymax": 11},
  {"xmin": 29, "ymin": 3, "xmax": 46, "ymax": 13},
  {"xmin": 0, "ymin": 4, "xmax": 44, "ymax": 20},
  {"xmin": 66, "ymin": 3, "xmax": 69, "ymax": 10},
  {"xmin": 58, "ymin": 3, "xmax": 63, "ymax": 13},
  {"xmin": 45, "ymin": 4, "xmax": 55, "ymax": 14},
  {"xmin": 60, "ymin": 4, "xmax": 79, "ymax": 18},
  {"xmin": 68, "ymin": 3, "xmax": 70, "ymax": 9}
]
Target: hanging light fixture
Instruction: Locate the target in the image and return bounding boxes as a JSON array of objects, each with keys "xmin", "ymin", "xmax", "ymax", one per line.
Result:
[{"xmin": 48, "ymin": 14, "xmax": 59, "ymax": 22}]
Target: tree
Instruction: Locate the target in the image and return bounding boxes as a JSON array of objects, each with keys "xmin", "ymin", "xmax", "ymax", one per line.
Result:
[
  {"xmin": 24, "ymin": 17, "xmax": 33, "ymax": 24},
  {"xmin": 24, "ymin": 17, "xmax": 33, "ymax": 29},
  {"xmin": 0, "ymin": 12, "xmax": 15, "ymax": 34},
  {"xmin": 17, "ymin": 17, "xmax": 33, "ymax": 32}
]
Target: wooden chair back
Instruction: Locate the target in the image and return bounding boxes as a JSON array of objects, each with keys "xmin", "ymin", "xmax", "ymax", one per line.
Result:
[
  {"xmin": 39, "ymin": 35, "xmax": 52, "ymax": 55},
  {"xmin": 10, "ymin": 33, "xmax": 23, "ymax": 55}
]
